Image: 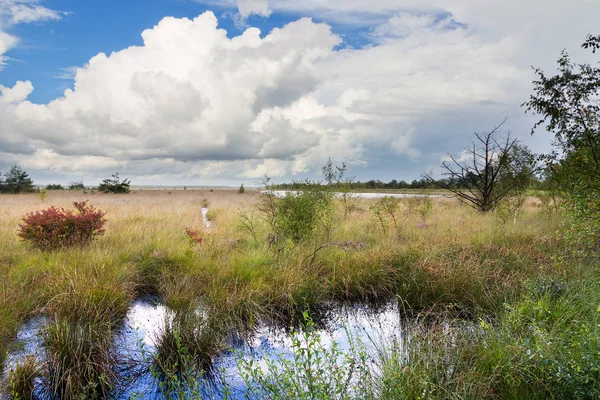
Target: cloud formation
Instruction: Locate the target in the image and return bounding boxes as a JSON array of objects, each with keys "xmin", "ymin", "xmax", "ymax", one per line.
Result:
[
  {"xmin": 1, "ymin": 1, "xmax": 599, "ymax": 184},
  {"xmin": 0, "ymin": 0, "xmax": 65, "ymax": 68}
]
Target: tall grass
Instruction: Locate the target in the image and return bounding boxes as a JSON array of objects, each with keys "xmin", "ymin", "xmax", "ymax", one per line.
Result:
[
  {"xmin": 7, "ymin": 355, "xmax": 42, "ymax": 399},
  {"xmin": 43, "ymin": 317, "xmax": 118, "ymax": 399},
  {"xmin": 0, "ymin": 189, "xmax": 589, "ymax": 397}
]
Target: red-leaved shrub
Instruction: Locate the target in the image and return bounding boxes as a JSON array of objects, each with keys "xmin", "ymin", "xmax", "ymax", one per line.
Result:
[
  {"xmin": 184, "ymin": 227, "xmax": 203, "ymax": 244},
  {"xmin": 18, "ymin": 201, "xmax": 106, "ymax": 250}
]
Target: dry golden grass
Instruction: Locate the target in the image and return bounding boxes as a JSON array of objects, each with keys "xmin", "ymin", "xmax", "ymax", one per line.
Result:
[{"xmin": 0, "ymin": 189, "xmax": 565, "ymax": 388}]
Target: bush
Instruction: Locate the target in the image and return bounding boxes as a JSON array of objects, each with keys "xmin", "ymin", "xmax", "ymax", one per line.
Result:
[
  {"xmin": 98, "ymin": 173, "xmax": 130, "ymax": 194},
  {"xmin": 46, "ymin": 184, "xmax": 64, "ymax": 190},
  {"xmin": 370, "ymin": 196, "xmax": 402, "ymax": 233},
  {"xmin": 68, "ymin": 181, "xmax": 85, "ymax": 190},
  {"xmin": 18, "ymin": 201, "xmax": 106, "ymax": 250},
  {"xmin": 238, "ymin": 183, "xmax": 245, "ymax": 193},
  {"xmin": 276, "ymin": 184, "xmax": 333, "ymax": 243}
]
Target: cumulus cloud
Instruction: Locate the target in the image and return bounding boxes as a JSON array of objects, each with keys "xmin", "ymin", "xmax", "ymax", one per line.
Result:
[
  {"xmin": 2, "ymin": 1, "xmax": 600, "ymax": 183},
  {"xmin": 1, "ymin": 13, "xmax": 348, "ymax": 179},
  {"xmin": 0, "ymin": 80, "xmax": 33, "ymax": 103}
]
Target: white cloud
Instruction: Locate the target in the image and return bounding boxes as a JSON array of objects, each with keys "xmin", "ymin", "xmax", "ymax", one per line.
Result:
[
  {"xmin": 2, "ymin": 13, "xmax": 348, "ymax": 179},
  {"xmin": 2, "ymin": 1, "xmax": 600, "ymax": 183},
  {"xmin": 0, "ymin": 80, "xmax": 33, "ymax": 103},
  {"xmin": 0, "ymin": 30, "xmax": 17, "ymax": 66},
  {"xmin": 0, "ymin": 1, "xmax": 65, "ymax": 70},
  {"xmin": 2, "ymin": 1, "xmax": 63, "ymax": 24},
  {"xmin": 372, "ymin": 13, "xmax": 438, "ymax": 39},
  {"xmin": 237, "ymin": 0, "xmax": 271, "ymax": 18}
]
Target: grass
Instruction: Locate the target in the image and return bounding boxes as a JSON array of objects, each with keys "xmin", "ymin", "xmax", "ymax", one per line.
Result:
[
  {"xmin": 43, "ymin": 317, "xmax": 118, "ymax": 399},
  {"xmin": 0, "ymin": 189, "xmax": 596, "ymax": 397},
  {"xmin": 7, "ymin": 355, "xmax": 41, "ymax": 399}
]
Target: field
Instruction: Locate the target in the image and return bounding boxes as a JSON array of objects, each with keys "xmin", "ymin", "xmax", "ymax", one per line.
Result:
[{"xmin": 0, "ymin": 189, "xmax": 598, "ymax": 399}]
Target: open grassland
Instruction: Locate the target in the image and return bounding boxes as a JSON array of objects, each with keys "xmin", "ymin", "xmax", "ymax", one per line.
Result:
[{"xmin": 0, "ymin": 189, "xmax": 598, "ymax": 398}]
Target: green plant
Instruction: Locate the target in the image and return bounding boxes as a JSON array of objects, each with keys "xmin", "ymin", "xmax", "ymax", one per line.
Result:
[
  {"xmin": 39, "ymin": 189, "xmax": 48, "ymax": 203},
  {"xmin": 153, "ymin": 307, "xmax": 224, "ymax": 382},
  {"xmin": 9, "ymin": 355, "xmax": 42, "ymax": 400},
  {"xmin": 538, "ymin": 190, "xmax": 562, "ymax": 216},
  {"xmin": 43, "ymin": 317, "xmax": 118, "ymax": 399},
  {"xmin": 275, "ymin": 183, "xmax": 334, "ymax": 244},
  {"xmin": 46, "ymin": 184, "xmax": 64, "ymax": 190},
  {"xmin": 149, "ymin": 328, "xmax": 204, "ymax": 399},
  {"xmin": 68, "ymin": 181, "xmax": 85, "ymax": 191},
  {"xmin": 238, "ymin": 310, "xmax": 372, "ymax": 399},
  {"xmin": 370, "ymin": 196, "xmax": 401, "ymax": 233},
  {"xmin": 524, "ymin": 35, "xmax": 600, "ymax": 248},
  {"xmin": 238, "ymin": 183, "xmax": 245, "ymax": 194},
  {"xmin": 494, "ymin": 195, "xmax": 526, "ymax": 225},
  {"xmin": 98, "ymin": 173, "xmax": 130, "ymax": 194},
  {"xmin": 0, "ymin": 166, "xmax": 35, "ymax": 194}
]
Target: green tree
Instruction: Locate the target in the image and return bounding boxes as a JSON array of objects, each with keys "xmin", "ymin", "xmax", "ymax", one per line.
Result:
[
  {"xmin": 98, "ymin": 173, "xmax": 130, "ymax": 194},
  {"xmin": 523, "ymin": 34, "xmax": 600, "ymax": 246},
  {"xmin": 1, "ymin": 166, "xmax": 35, "ymax": 194},
  {"xmin": 321, "ymin": 158, "xmax": 346, "ymax": 186},
  {"xmin": 69, "ymin": 181, "xmax": 85, "ymax": 190}
]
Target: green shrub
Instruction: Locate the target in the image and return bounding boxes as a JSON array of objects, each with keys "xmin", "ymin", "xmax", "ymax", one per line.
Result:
[
  {"xmin": 276, "ymin": 184, "xmax": 334, "ymax": 243},
  {"xmin": 370, "ymin": 196, "xmax": 401, "ymax": 233},
  {"xmin": 238, "ymin": 311, "xmax": 372, "ymax": 399},
  {"xmin": 46, "ymin": 184, "xmax": 64, "ymax": 190},
  {"xmin": 39, "ymin": 189, "xmax": 48, "ymax": 203},
  {"xmin": 98, "ymin": 173, "xmax": 130, "ymax": 194},
  {"xmin": 68, "ymin": 181, "xmax": 85, "ymax": 190}
]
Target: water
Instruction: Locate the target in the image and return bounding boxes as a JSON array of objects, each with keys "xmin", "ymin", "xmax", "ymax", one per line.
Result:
[
  {"xmin": 265, "ymin": 190, "xmax": 442, "ymax": 199},
  {"xmin": 3, "ymin": 299, "xmax": 404, "ymax": 399},
  {"xmin": 201, "ymin": 207, "xmax": 212, "ymax": 228}
]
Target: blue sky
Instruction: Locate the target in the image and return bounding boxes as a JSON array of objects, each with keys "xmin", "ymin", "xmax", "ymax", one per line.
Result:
[
  {"xmin": 1, "ymin": 0, "xmax": 377, "ymax": 104},
  {"xmin": 0, "ymin": 0, "xmax": 598, "ymax": 185},
  {"xmin": 2, "ymin": 1, "xmax": 257, "ymax": 103}
]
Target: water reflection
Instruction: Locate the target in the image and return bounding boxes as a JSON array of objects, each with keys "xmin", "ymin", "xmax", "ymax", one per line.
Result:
[{"xmin": 4, "ymin": 299, "xmax": 404, "ymax": 399}]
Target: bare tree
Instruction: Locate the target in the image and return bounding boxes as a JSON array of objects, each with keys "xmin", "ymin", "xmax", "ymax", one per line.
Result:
[{"xmin": 424, "ymin": 120, "xmax": 535, "ymax": 212}]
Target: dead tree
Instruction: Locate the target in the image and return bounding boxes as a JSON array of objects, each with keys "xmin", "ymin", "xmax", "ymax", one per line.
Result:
[{"xmin": 424, "ymin": 120, "xmax": 526, "ymax": 212}]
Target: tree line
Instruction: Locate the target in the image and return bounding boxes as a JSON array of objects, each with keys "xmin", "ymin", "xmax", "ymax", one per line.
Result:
[{"xmin": 0, "ymin": 169, "xmax": 131, "ymax": 194}]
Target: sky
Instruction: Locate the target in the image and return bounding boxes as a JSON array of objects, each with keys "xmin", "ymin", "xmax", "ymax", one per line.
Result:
[{"xmin": 0, "ymin": 0, "xmax": 599, "ymax": 186}]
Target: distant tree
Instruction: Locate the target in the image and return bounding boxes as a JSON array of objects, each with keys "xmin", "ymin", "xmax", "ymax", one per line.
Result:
[
  {"xmin": 46, "ymin": 184, "xmax": 64, "ymax": 190},
  {"xmin": 69, "ymin": 181, "xmax": 85, "ymax": 190},
  {"xmin": 424, "ymin": 120, "xmax": 538, "ymax": 212},
  {"xmin": 98, "ymin": 173, "xmax": 131, "ymax": 194},
  {"xmin": 239, "ymin": 183, "xmax": 245, "ymax": 193},
  {"xmin": 0, "ymin": 166, "xmax": 35, "ymax": 194}
]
